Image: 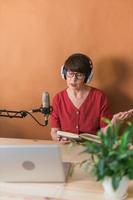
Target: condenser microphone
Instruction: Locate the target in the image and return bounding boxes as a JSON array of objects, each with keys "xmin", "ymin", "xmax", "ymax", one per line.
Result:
[
  {"xmin": 30, "ymin": 92, "xmax": 50, "ymax": 113},
  {"xmin": 42, "ymin": 91, "xmax": 50, "ymax": 109},
  {"xmin": 29, "ymin": 91, "xmax": 52, "ymax": 125},
  {"xmin": 42, "ymin": 91, "xmax": 51, "ymax": 125}
]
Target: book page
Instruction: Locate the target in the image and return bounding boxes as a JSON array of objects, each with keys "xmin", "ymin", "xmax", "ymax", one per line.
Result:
[
  {"xmin": 57, "ymin": 131, "xmax": 100, "ymax": 143},
  {"xmin": 57, "ymin": 131, "xmax": 79, "ymax": 139},
  {"xmin": 79, "ymin": 134, "xmax": 100, "ymax": 143},
  {"xmin": 80, "ymin": 133, "xmax": 99, "ymax": 139}
]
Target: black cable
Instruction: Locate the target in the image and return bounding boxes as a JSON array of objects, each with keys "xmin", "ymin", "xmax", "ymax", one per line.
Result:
[{"xmin": 21, "ymin": 111, "xmax": 48, "ymax": 126}]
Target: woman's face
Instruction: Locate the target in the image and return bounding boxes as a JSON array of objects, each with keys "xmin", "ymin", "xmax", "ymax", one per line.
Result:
[{"xmin": 66, "ymin": 70, "xmax": 85, "ymax": 90}]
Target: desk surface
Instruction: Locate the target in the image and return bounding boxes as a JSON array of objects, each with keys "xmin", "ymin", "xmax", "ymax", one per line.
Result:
[{"xmin": 0, "ymin": 137, "xmax": 133, "ymax": 200}]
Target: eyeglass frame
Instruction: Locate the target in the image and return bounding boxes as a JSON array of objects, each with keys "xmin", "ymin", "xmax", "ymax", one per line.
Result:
[{"xmin": 66, "ymin": 70, "xmax": 85, "ymax": 80}]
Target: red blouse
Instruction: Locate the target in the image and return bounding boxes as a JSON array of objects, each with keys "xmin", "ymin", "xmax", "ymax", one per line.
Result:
[{"xmin": 50, "ymin": 87, "xmax": 112, "ymax": 135}]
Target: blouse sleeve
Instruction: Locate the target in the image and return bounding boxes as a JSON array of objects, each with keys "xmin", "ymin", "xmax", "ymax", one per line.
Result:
[
  {"xmin": 50, "ymin": 95, "xmax": 61, "ymax": 128},
  {"xmin": 100, "ymin": 94, "xmax": 113, "ymax": 128}
]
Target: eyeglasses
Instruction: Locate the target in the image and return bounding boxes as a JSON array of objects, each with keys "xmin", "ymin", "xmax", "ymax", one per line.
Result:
[{"xmin": 66, "ymin": 71, "xmax": 85, "ymax": 80}]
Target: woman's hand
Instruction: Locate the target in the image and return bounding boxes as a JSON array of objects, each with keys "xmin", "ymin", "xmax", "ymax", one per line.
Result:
[
  {"xmin": 51, "ymin": 128, "xmax": 70, "ymax": 144},
  {"xmin": 57, "ymin": 136, "xmax": 70, "ymax": 144},
  {"xmin": 111, "ymin": 109, "xmax": 133, "ymax": 125}
]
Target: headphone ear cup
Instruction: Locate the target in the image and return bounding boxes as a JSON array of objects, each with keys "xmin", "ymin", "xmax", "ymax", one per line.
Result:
[
  {"xmin": 86, "ymin": 69, "xmax": 94, "ymax": 83},
  {"xmin": 60, "ymin": 65, "xmax": 66, "ymax": 79}
]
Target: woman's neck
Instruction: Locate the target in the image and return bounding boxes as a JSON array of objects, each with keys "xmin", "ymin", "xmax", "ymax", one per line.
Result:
[
  {"xmin": 66, "ymin": 86, "xmax": 91, "ymax": 109},
  {"xmin": 67, "ymin": 86, "xmax": 90, "ymax": 99}
]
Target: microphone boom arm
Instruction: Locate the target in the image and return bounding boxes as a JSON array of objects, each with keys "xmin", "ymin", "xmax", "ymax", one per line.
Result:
[
  {"xmin": 0, "ymin": 107, "xmax": 53, "ymax": 126},
  {"xmin": 0, "ymin": 109, "xmax": 28, "ymax": 118}
]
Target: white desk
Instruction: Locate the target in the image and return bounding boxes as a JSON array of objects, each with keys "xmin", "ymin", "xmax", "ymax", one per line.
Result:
[{"xmin": 0, "ymin": 138, "xmax": 133, "ymax": 200}]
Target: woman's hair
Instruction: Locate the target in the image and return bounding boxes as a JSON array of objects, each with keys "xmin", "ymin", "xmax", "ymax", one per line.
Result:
[{"xmin": 63, "ymin": 53, "xmax": 93, "ymax": 83}]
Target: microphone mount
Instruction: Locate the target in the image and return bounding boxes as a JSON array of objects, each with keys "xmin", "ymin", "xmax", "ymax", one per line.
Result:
[{"xmin": 31, "ymin": 106, "xmax": 53, "ymax": 115}]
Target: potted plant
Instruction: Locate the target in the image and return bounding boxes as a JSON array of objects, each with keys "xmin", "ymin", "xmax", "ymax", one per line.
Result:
[{"xmin": 72, "ymin": 119, "xmax": 133, "ymax": 200}]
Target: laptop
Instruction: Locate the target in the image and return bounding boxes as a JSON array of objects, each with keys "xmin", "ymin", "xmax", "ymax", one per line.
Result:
[{"xmin": 0, "ymin": 144, "xmax": 71, "ymax": 182}]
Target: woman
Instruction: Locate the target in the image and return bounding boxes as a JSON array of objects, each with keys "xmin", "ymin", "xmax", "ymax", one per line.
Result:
[{"xmin": 50, "ymin": 53, "xmax": 133, "ymax": 141}]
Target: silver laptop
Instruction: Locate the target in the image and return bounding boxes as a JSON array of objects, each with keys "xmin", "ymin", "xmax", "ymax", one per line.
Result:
[{"xmin": 0, "ymin": 144, "xmax": 71, "ymax": 182}]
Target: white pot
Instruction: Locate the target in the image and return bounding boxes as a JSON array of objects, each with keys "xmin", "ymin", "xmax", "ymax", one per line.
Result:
[{"xmin": 102, "ymin": 176, "xmax": 129, "ymax": 200}]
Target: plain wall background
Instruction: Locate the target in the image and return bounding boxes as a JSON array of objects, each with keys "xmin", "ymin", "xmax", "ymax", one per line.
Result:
[{"xmin": 0, "ymin": 0, "xmax": 133, "ymax": 139}]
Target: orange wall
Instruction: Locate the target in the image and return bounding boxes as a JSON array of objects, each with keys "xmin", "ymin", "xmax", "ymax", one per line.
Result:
[{"xmin": 0, "ymin": 0, "xmax": 133, "ymax": 139}]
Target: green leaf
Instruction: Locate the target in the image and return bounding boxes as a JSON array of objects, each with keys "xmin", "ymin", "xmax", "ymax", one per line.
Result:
[
  {"xmin": 119, "ymin": 129, "xmax": 133, "ymax": 151},
  {"xmin": 108, "ymin": 150, "xmax": 118, "ymax": 157},
  {"xmin": 118, "ymin": 150, "xmax": 133, "ymax": 160},
  {"xmin": 98, "ymin": 123, "xmax": 119, "ymax": 149},
  {"xmin": 99, "ymin": 131, "xmax": 108, "ymax": 146},
  {"xmin": 108, "ymin": 160, "xmax": 120, "ymax": 172},
  {"xmin": 102, "ymin": 117, "xmax": 112, "ymax": 125},
  {"xmin": 96, "ymin": 159, "xmax": 105, "ymax": 179},
  {"xmin": 128, "ymin": 169, "xmax": 133, "ymax": 179},
  {"xmin": 82, "ymin": 141, "xmax": 102, "ymax": 155},
  {"xmin": 112, "ymin": 175, "xmax": 121, "ymax": 190}
]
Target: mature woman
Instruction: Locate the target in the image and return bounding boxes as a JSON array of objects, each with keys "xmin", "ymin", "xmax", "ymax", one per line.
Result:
[{"xmin": 50, "ymin": 53, "xmax": 133, "ymax": 141}]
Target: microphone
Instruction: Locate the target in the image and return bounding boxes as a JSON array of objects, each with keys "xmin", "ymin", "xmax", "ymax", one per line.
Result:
[
  {"xmin": 30, "ymin": 92, "xmax": 52, "ymax": 125},
  {"xmin": 42, "ymin": 91, "xmax": 50, "ymax": 125},
  {"xmin": 42, "ymin": 91, "xmax": 50, "ymax": 109}
]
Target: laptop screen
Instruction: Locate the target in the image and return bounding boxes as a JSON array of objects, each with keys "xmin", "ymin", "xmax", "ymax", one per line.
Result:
[{"xmin": 0, "ymin": 144, "xmax": 71, "ymax": 182}]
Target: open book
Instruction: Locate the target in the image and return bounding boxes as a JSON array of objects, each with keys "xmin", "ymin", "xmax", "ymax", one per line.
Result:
[{"xmin": 57, "ymin": 131, "xmax": 100, "ymax": 143}]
